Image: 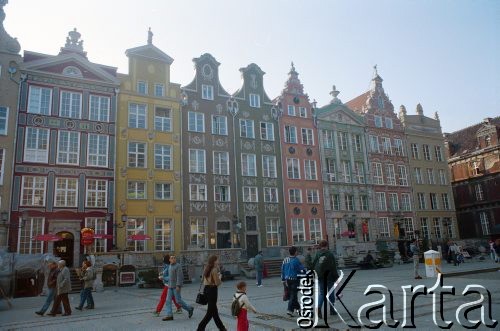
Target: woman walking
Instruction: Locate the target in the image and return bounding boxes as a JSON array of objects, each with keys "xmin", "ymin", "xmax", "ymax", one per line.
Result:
[
  {"xmin": 197, "ymin": 255, "xmax": 227, "ymax": 331},
  {"xmin": 75, "ymin": 260, "xmax": 95, "ymax": 310},
  {"xmin": 154, "ymin": 254, "xmax": 181, "ymax": 316}
]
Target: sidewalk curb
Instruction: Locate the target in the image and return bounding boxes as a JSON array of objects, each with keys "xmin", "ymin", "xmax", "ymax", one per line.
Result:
[{"xmin": 442, "ymin": 266, "xmax": 500, "ymax": 277}]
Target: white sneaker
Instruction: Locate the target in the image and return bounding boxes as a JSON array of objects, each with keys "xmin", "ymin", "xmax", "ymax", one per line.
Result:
[
  {"xmin": 257, "ymin": 285, "xmax": 263, "ymax": 287},
  {"xmin": 286, "ymin": 310, "xmax": 294, "ymax": 317}
]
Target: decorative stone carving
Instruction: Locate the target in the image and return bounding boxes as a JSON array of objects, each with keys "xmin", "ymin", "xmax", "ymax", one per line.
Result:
[
  {"xmin": 175, "ymin": 205, "xmax": 182, "ymax": 212},
  {"xmin": 121, "ymin": 128, "xmax": 127, "ymax": 139},
  {"xmin": 148, "ymin": 169, "xmax": 154, "ymax": 179},
  {"xmin": 191, "ymin": 135, "xmax": 204, "ymax": 145},
  {"xmin": 265, "ymin": 204, "xmax": 278, "ymax": 213},
  {"xmin": 120, "ymin": 167, "xmax": 127, "ymax": 177},
  {"xmin": 215, "ymin": 203, "xmax": 231, "ymax": 212},
  {"xmin": 262, "ymin": 143, "xmax": 273, "ymax": 152},
  {"xmin": 65, "ymin": 120, "xmax": 76, "ymax": 129},
  {"xmin": 262, "ymin": 178, "xmax": 277, "ymax": 186},
  {"xmin": 190, "ymin": 202, "xmax": 207, "ymax": 212},
  {"xmin": 95, "ymin": 123, "xmax": 104, "ymax": 133},
  {"xmin": 263, "ymin": 114, "xmax": 270, "ymax": 121},
  {"xmin": 174, "ymin": 171, "xmax": 181, "ymax": 181},
  {"xmin": 243, "ymin": 178, "xmax": 256, "ymax": 186},
  {"xmin": 189, "ymin": 174, "xmax": 206, "ymax": 183},
  {"xmin": 191, "ymin": 100, "xmax": 199, "ymax": 111},
  {"xmin": 201, "ymin": 64, "xmax": 214, "ymax": 81},
  {"xmin": 33, "ymin": 116, "xmax": 44, "ymax": 126},
  {"xmin": 148, "ymin": 131, "xmax": 154, "ymax": 140},
  {"xmin": 242, "ymin": 141, "xmax": 255, "ymax": 151},
  {"xmin": 148, "ymin": 203, "xmax": 154, "ymax": 213},
  {"xmin": 120, "ymin": 201, "xmax": 126, "ymax": 212},
  {"xmin": 173, "ymin": 134, "xmax": 180, "ymax": 143}
]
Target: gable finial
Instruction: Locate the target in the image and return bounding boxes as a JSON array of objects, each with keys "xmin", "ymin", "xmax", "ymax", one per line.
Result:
[{"xmin": 148, "ymin": 27, "xmax": 153, "ymax": 45}]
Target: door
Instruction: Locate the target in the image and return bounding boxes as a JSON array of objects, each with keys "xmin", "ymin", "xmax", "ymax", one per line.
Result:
[
  {"xmin": 54, "ymin": 231, "xmax": 74, "ymax": 267},
  {"xmin": 246, "ymin": 234, "xmax": 259, "ymax": 258}
]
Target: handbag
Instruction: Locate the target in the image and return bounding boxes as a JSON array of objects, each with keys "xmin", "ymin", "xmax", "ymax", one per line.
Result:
[{"xmin": 195, "ymin": 265, "xmax": 208, "ymax": 305}]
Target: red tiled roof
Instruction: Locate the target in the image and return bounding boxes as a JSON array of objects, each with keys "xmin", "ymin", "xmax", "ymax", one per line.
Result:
[
  {"xmin": 446, "ymin": 117, "xmax": 500, "ymax": 157},
  {"xmin": 345, "ymin": 91, "xmax": 370, "ymax": 113}
]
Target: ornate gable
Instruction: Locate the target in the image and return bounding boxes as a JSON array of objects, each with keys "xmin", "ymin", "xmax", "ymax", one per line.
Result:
[
  {"xmin": 125, "ymin": 28, "xmax": 173, "ymax": 64},
  {"xmin": 182, "ymin": 53, "xmax": 230, "ymax": 97}
]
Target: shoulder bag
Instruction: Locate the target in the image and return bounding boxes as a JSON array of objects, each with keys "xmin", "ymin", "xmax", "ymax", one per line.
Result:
[{"xmin": 195, "ymin": 265, "xmax": 208, "ymax": 305}]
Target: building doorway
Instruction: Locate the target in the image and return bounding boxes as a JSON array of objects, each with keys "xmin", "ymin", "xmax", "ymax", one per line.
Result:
[
  {"xmin": 54, "ymin": 231, "xmax": 74, "ymax": 267},
  {"xmin": 246, "ymin": 234, "xmax": 259, "ymax": 258}
]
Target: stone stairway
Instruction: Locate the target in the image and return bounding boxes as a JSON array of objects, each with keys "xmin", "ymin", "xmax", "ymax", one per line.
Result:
[
  {"xmin": 69, "ymin": 268, "xmax": 82, "ymax": 293},
  {"xmin": 340, "ymin": 256, "xmax": 360, "ymax": 269}
]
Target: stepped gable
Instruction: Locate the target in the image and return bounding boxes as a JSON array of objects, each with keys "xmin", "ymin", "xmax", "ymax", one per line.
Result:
[
  {"xmin": 446, "ymin": 116, "xmax": 500, "ymax": 158},
  {"xmin": 0, "ymin": 0, "xmax": 20, "ymax": 54}
]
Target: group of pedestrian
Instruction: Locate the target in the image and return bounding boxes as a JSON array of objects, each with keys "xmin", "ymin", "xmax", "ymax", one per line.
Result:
[
  {"xmin": 447, "ymin": 241, "xmax": 464, "ymax": 266},
  {"xmin": 35, "ymin": 259, "xmax": 72, "ymax": 316},
  {"xmin": 489, "ymin": 239, "xmax": 500, "ymax": 263}
]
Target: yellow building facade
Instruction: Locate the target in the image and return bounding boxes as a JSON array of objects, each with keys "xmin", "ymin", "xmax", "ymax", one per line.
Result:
[{"xmin": 116, "ymin": 31, "xmax": 182, "ymax": 255}]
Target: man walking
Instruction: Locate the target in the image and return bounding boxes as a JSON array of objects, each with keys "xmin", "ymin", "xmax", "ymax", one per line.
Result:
[
  {"xmin": 162, "ymin": 255, "xmax": 194, "ymax": 321},
  {"xmin": 254, "ymin": 251, "xmax": 264, "ymax": 287},
  {"xmin": 281, "ymin": 246, "xmax": 305, "ymax": 317},
  {"xmin": 35, "ymin": 260, "xmax": 59, "ymax": 316},
  {"xmin": 48, "ymin": 260, "xmax": 72, "ymax": 316},
  {"xmin": 312, "ymin": 240, "xmax": 339, "ymax": 318},
  {"xmin": 410, "ymin": 239, "xmax": 422, "ymax": 279}
]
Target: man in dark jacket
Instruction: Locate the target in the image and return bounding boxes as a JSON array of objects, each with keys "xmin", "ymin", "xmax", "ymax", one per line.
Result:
[
  {"xmin": 48, "ymin": 260, "xmax": 72, "ymax": 316},
  {"xmin": 281, "ymin": 246, "xmax": 305, "ymax": 317},
  {"xmin": 35, "ymin": 260, "xmax": 59, "ymax": 316},
  {"xmin": 312, "ymin": 240, "xmax": 339, "ymax": 317},
  {"xmin": 254, "ymin": 251, "xmax": 264, "ymax": 287}
]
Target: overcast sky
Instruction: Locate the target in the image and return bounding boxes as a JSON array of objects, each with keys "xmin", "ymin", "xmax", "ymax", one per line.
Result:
[{"xmin": 4, "ymin": 0, "xmax": 499, "ymax": 133}]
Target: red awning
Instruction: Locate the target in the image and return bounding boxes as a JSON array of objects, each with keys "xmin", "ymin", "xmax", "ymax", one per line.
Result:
[
  {"xmin": 33, "ymin": 234, "xmax": 63, "ymax": 242},
  {"xmin": 93, "ymin": 234, "xmax": 113, "ymax": 239},
  {"xmin": 127, "ymin": 234, "xmax": 152, "ymax": 241}
]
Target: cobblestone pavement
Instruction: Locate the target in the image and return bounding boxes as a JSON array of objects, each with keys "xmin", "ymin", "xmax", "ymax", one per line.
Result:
[{"xmin": 1, "ymin": 259, "xmax": 499, "ymax": 330}]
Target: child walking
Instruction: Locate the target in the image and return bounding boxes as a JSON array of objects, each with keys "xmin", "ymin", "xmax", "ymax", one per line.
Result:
[{"xmin": 233, "ymin": 281, "xmax": 257, "ymax": 331}]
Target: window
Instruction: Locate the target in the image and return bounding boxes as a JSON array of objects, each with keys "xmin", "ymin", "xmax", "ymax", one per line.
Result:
[
  {"xmin": 385, "ymin": 117, "xmax": 393, "ymax": 129},
  {"xmin": 241, "ymin": 153, "xmax": 256, "ymax": 176},
  {"xmin": 307, "ymin": 189, "xmax": 320, "ymax": 204},
  {"xmin": 155, "ymin": 107, "xmax": 171, "ymax": 132},
  {"xmin": 423, "ymin": 144, "xmax": 432, "ymax": 161},
  {"xmin": 212, "ymin": 115, "xmax": 227, "ymax": 135},
  {"xmin": 360, "ymin": 195, "xmax": 368, "ymax": 211},
  {"xmin": 243, "ymin": 186, "xmax": 258, "ymax": 202},
  {"xmin": 309, "ymin": 219, "xmax": 322, "ymax": 243},
  {"xmin": 374, "ymin": 115, "xmax": 383, "ymax": 128},
  {"xmin": 128, "ymin": 181, "xmax": 146, "ymax": 199},
  {"xmin": 444, "ymin": 217, "xmax": 453, "ymax": 238},
  {"xmin": 346, "ymin": 194, "xmax": 355, "ymax": 211},
  {"xmin": 287, "ymin": 158, "xmax": 300, "ymax": 179},
  {"xmin": 126, "ymin": 217, "xmax": 146, "ymax": 251},
  {"xmin": 28, "ymin": 86, "xmax": 51, "ymax": 114},
  {"xmin": 24, "ymin": 127, "xmax": 49, "ymax": 163},
  {"xmin": 0, "ymin": 149, "xmax": 4, "ymax": 185},
  {"xmin": 249, "ymin": 93, "xmax": 260, "ymax": 108},
  {"xmin": 137, "ymin": 81, "xmax": 147, "ymax": 94},
  {"xmin": 287, "ymin": 105, "xmax": 296, "ymax": 116},
  {"xmin": 353, "ymin": 134, "xmax": 362, "ymax": 152},
  {"xmin": 354, "ymin": 162, "xmax": 365, "ymax": 184},
  {"xmin": 57, "ymin": 131, "xmax": 79, "ymax": 165},
  {"xmin": 299, "ymin": 107, "xmax": 307, "ymax": 118},
  {"xmin": 85, "ymin": 217, "xmax": 107, "ymax": 253},
  {"xmin": 289, "ymin": 189, "xmax": 302, "ymax": 203},
  {"xmin": 89, "ymin": 95, "xmax": 110, "ymax": 122},
  {"xmin": 190, "ymin": 217, "xmax": 206, "ymax": 249},
  {"xmin": 369, "ymin": 135, "xmax": 380, "ymax": 153},
  {"xmin": 18, "ymin": 217, "xmax": 44, "ymax": 254},
  {"xmin": 305, "ymin": 160, "xmax": 317, "ymax": 180},
  {"xmin": 190, "ymin": 184, "xmax": 207, "ymax": 201},
  {"xmin": 326, "ymin": 158, "xmax": 336, "ymax": 181},
  {"xmin": 382, "ymin": 137, "xmax": 392, "ymax": 154},
  {"xmin": 128, "ymin": 103, "xmax": 147, "ymax": 129},
  {"xmin": 341, "ymin": 160, "xmax": 350, "ymax": 183},
  {"xmin": 441, "ymin": 193, "xmax": 450, "ymax": 210},
  {"xmin": 155, "ymin": 183, "xmax": 172, "ymax": 200},
  {"xmin": 128, "ymin": 142, "xmax": 146, "ymax": 168},
  {"xmin": 388, "ymin": 193, "xmax": 399, "ymax": 211},
  {"xmin": 479, "ymin": 212, "xmax": 490, "ymax": 235},
  {"xmin": 331, "ymin": 194, "xmax": 340, "ymax": 210},
  {"xmin": 21, "ymin": 176, "xmax": 46, "ymax": 206},
  {"xmin": 439, "ymin": 169, "xmax": 447, "ymax": 185},
  {"xmin": 414, "ymin": 168, "xmax": 423, "ymax": 184},
  {"xmin": 86, "ymin": 179, "xmax": 107, "ymax": 207},
  {"xmin": 435, "ymin": 146, "xmax": 443, "ymax": 162},
  {"xmin": 154, "ymin": 84, "xmax": 165, "ymax": 97},
  {"xmin": 401, "ymin": 193, "xmax": 412, "ymax": 211},
  {"xmin": 188, "ymin": 111, "xmax": 205, "ymax": 132},
  {"xmin": 0, "ymin": 107, "xmax": 8, "ymax": 135},
  {"xmin": 60, "ymin": 91, "xmax": 82, "ymax": 119},
  {"xmin": 411, "ymin": 144, "xmax": 419, "ymax": 159},
  {"xmin": 398, "ymin": 165, "xmax": 408, "ymax": 186},
  {"xmin": 189, "ymin": 149, "xmax": 206, "ymax": 173},
  {"xmin": 264, "ymin": 187, "xmax": 278, "ymax": 203},
  {"xmin": 201, "ymin": 84, "xmax": 214, "ymax": 100},
  {"xmin": 214, "ymin": 185, "xmax": 230, "ymax": 202},
  {"xmin": 376, "ymin": 192, "xmax": 387, "ymax": 211},
  {"xmin": 394, "ymin": 139, "xmax": 404, "ymax": 156},
  {"xmin": 260, "ymin": 122, "xmax": 274, "ymax": 141},
  {"xmin": 292, "ymin": 218, "xmax": 305, "ymax": 243},
  {"xmin": 386, "ymin": 164, "xmax": 396, "ymax": 186},
  {"xmin": 417, "ymin": 193, "xmax": 426, "ymax": 210},
  {"xmin": 378, "ymin": 218, "xmax": 390, "ymax": 238},
  {"xmin": 420, "ymin": 218, "xmax": 429, "ymax": 239},
  {"xmin": 285, "ymin": 126, "xmax": 297, "ymax": 143},
  {"xmin": 266, "ymin": 218, "xmax": 280, "ymax": 246},
  {"xmin": 373, "ymin": 162, "xmax": 384, "ymax": 185},
  {"xmin": 338, "ymin": 132, "xmax": 347, "ymax": 150},
  {"xmin": 262, "ymin": 155, "xmax": 277, "ymax": 178},
  {"xmin": 427, "ymin": 168, "xmax": 435, "ymax": 185},
  {"xmin": 402, "ymin": 218, "xmax": 414, "ymax": 239},
  {"xmin": 155, "ymin": 218, "xmax": 172, "ymax": 251},
  {"xmin": 433, "ymin": 218, "xmax": 442, "ymax": 239},
  {"xmin": 54, "ymin": 178, "xmax": 78, "ymax": 207},
  {"xmin": 87, "ymin": 134, "xmax": 108, "ymax": 167},
  {"xmin": 213, "ymin": 151, "xmax": 229, "ymax": 175},
  {"xmin": 430, "ymin": 193, "xmax": 439, "ymax": 210},
  {"xmin": 322, "ymin": 130, "xmax": 334, "ymax": 148},
  {"xmin": 239, "ymin": 119, "xmax": 255, "ymax": 138},
  {"xmin": 154, "ymin": 144, "xmax": 172, "ymax": 170},
  {"xmin": 475, "ymin": 184, "xmax": 484, "ymax": 201}
]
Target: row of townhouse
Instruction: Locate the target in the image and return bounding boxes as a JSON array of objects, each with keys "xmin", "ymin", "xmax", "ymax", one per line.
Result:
[{"xmin": 0, "ymin": 8, "xmax": 458, "ymax": 267}]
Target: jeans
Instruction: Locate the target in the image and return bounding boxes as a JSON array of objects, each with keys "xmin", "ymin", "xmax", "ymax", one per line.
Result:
[
  {"xmin": 197, "ymin": 285, "xmax": 226, "ymax": 331},
  {"xmin": 156, "ymin": 285, "xmax": 180, "ymax": 312},
  {"xmin": 165, "ymin": 287, "xmax": 192, "ymax": 317},
  {"xmin": 79, "ymin": 287, "xmax": 94, "ymax": 308},
  {"xmin": 256, "ymin": 270, "xmax": 263, "ymax": 285},
  {"xmin": 40, "ymin": 287, "xmax": 56, "ymax": 313},
  {"xmin": 286, "ymin": 279, "xmax": 300, "ymax": 312},
  {"xmin": 317, "ymin": 280, "xmax": 335, "ymax": 314}
]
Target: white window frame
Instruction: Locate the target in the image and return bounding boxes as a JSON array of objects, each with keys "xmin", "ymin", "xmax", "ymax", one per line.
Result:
[
  {"xmin": 382, "ymin": 137, "xmax": 392, "ymax": 155},
  {"xmin": 302, "ymin": 128, "xmax": 314, "ymax": 145},
  {"xmin": 0, "ymin": 107, "xmax": 8, "ymax": 135},
  {"xmin": 126, "ymin": 217, "xmax": 147, "ymax": 252},
  {"xmin": 423, "ymin": 144, "xmax": 432, "ymax": 161},
  {"xmin": 214, "ymin": 185, "xmax": 231, "ymax": 202},
  {"xmin": 378, "ymin": 217, "xmax": 390, "ymax": 238},
  {"xmin": 89, "ymin": 95, "xmax": 110, "ymax": 122},
  {"xmin": 427, "ymin": 168, "xmax": 435, "ymax": 185},
  {"xmin": 54, "ymin": 177, "xmax": 78, "ymax": 207},
  {"xmin": 323, "ymin": 130, "xmax": 334, "ymax": 148},
  {"xmin": 188, "ymin": 111, "xmax": 205, "ymax": 132},
  {"xmin": 401, "ymin": 193, "xmax": 412, "ymax": 211},
  {"xmin": 0, "ymin": 148, "xmax": 4, "ymax": 185},
  {"xmin": 414, "ymin": 168, "xmax": 423, "ymax": 184},
  {"xmin": 189, "ymin": 217, "xmax": 207, "ymax": 249},
  {"xmin": 355, "ymin": 162, "xmax": 365, "ymax": 184},
  {"xmin": 57, "ymin": 131, "xmax": 80, "ymax": 165},
  {"xmin": 264, "ymin": 187, "xmax": 279, "ymax": 203},
  {"xmin": 420, "ymin": 218, "xmax": 430, "ymax": 239},
  {"xmin": 435, "ymin": 146, "xmax": 443, "ymax": 162},
  {"xmin": 305, "ymin": 160, "xmax": 318, "ymax": 180},
  {"xmin": 212, "ymin": 115, "xmax": 228, "ymax": 135},
  {"xmin": 21, "ymin": 176, "xmax": 47, "ymax": 206},
  {"xmin": 249, "ymin": 93, "xmax": 260, "ymax": 108},
  {"xmin": 374, "ymin": 115, "xmax": 383, "ymax": 128},
  {"xmin": 306, "ymin": 189, "xmax": 320, "ymax": 204},
  {"xmin": 439, "ymin": 169, "xmax": 447, "ymax": 185},
  {"xmin": 241, "ymin": 153, "xmax": 256, "ymax": 176},
  {"xmin": 388, "ymin": 193, "xmax": 399, "ymax": 211},
  {"xmin": 385, "ymin": 117, "xmax": 393, "ymax": 129},
  {"xmin": 85, "ymin": 217, "xmax": 107, "ymax": 253},
  {"xmin": 394, "ymin": 139, "xmax": 404, "ymax": 156},
  {"xmin": 417, "ymin": 193, "xmax": 426, "ymax": 210},
  {"xmin": 369, "ymin": 135, "xmax": 380, "ymax": 153},
  {"xmin": 266, "ymin": 218, "xmax": 280, "ymax": 247},
  {"xmin": 85, "ymin": 179, "xmax": 108, "ymax": 208},
  {"xmin": 287, "ymin": 158, "xmax": 300, "ymax": 179},
  {"xmin": 346, "ymin": 194, "xmax": 354, "ymax": 211},
  {"xmin": 239, "ymin": 119, "xmax": 255, "ymax": 138},
  {"xmin": 154, "ymin": 107, "xmax": 171, "ymax": 132},
  {"xmin": 154, "ymin": 218, "xmax": 172, "ymax": 251},
  {"xmin": 87, "ymin": 134, "xmax": 109, "ymax": 167},
  {"xmin": 243, "ymin": 186, "xmax": 258, "ymax": 202},
  {"xmin": 154, "ymin": 84, "xmax": 165, "ymax": 97},
  {"xmin": 441, "ymin": 193, "xmax": 450, "ymax": 210},
  {"xmin": 189, "ymin": 149, "xmax": 206, "ymax": 173},
  {"xmin": 376, "ymin": 192, "xmax": 387, "ymax": 211},
  {"xmin": 128, "ymin": 103, "xmax": 147, "ymax": 129},
  {"xmin": 433, "ymin": 218, "xmax": 442, "ymax": 239},
  {"xmin": 299, "ymin": 107, "xmax": 307, "ymax": 118},
  {"xmin": 359, "ymin": 195, "xmax": 368, "ymax": 211},
  {"xmin": 155, "ymin": 182, "xmax": 172, "ymax": 200},
  {"xmin": 386, "ymin": 164, "xmax": 396, "ymax": 186},
  {"xmin": 262, "ymin": 155, "xmax": 277, "ymax": 178},
  {"xmin": 309, "ymin": 219, "xmax": 322, "ymax": 243},
  {"xmin": 127, "ymin": 181, "xmax": 146, "ymax": 199},
  {"xmin": 354, "ymin": 134, "xmax": 362, "ymax": 152},
  {"xmin": 291, "ymin": 218, "xmax": 305, "ymax": 244},
  {"xmin": 27, "ymin": 85, "xmax": 52, "ymax": 115},
  {"xmin": 287, "ymin": 105, "xmax": 296, "ymax": 116},
  {"xmin": 128, "ymin": 142, "xmax": 147, "ymax": 168},
  {"xmin": 59, "ymin": 90, "xmax": 82, "ymax": 119},
  {"xmin": 137, "ymin": 81, "xmax": 148, "ymax": 95},
  {"xmin": 480, "ymin": 212, "xmax": 490, "ymax": 235},
  {"xmin": 24, "ymin": 127, "xmax": 49, "ymax": 163},
  {"xmin": 398, "ymin": 165, "xmax": 409, "ymax": 186},
  {"xmin": 285, "ymin": 126, "xmax": 297, "ymax": 143},
  {"xmin": 190, "ymin": 184, "xmax": 207, "ymax": 201},
  {"xmin": 18, "ymin": 217, "xmax": 45, "ymax": 254},
  {"xmin": 475, "ymin": 184, "xmax": 484, "ymax": 201},
  {"xmin": 289, "ymin": 188, "xmax": 302, "ymax": 203},
  {"xmin": 338, "ymin": 132, "xmax": 348, "ymax": 150},
  {"xmin": 373, "ymin": 162, "xmax": 384, "ymax": 185},
  {"xmin": 201, "ymin": 84, "xmax": 214, "ymax": 100},
  {"xmin": 260, "ymin": 122, "xmax": 275, "ymax": 141},
  {"xmin": 154, "ymin": 144, "xmax": 172, "ymax": 170},
  {"xmin": 213, "ymin": 151, "xmax": 229, "ymax": 175},
  {"xmin": 411, "ymin": 143, "xmax": 420, "ymax": 159}
]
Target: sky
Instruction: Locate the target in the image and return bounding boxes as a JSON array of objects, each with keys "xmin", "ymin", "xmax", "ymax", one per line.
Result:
[{"xmin": 4, "ymin": 0, "xmax": 499, "ymax": 133}]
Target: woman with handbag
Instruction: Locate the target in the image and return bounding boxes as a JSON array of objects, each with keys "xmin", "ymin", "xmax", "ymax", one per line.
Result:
[{"xmin": 197, "ymin": 255, "xmax": 227, "ymax": 331}]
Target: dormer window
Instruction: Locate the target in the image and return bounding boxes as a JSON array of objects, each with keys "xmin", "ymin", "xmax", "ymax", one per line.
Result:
[
  {"xmin": 249, "ymin": 94, "xmax": 260, "ymax": 108},
  {"xmin": 201, "ymin": 84, "xmax": 214, "ymax": 100},
  {"xmin": 374, "ymin": 115, "xmax": 383, "ymax": 128},
  {"xmin": 385, "ymin": 117, "xmax": 393, "ymax": 129},
  {"xmin": 137, "ymin": 81, "xmax": 148, "ymax": 95},
  {"xmin": 62, "ymin": 66, "xmax": 82, "ymax": 77},
  {"xmin": 154, "ymin": 84, "xmax": 165, "ymax": 97}
]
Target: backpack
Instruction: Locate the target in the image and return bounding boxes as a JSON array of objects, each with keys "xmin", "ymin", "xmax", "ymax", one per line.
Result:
[{"xmin": 231, "ymin": 293, "xmax": 245, "ymax": 317}]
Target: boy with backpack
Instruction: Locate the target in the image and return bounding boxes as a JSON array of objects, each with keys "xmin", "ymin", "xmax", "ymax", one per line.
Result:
[{"xmin": 232, "ymin": 281, "xmax": 257, "ymax": 331}]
